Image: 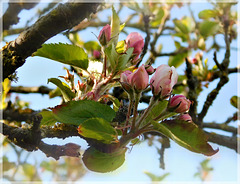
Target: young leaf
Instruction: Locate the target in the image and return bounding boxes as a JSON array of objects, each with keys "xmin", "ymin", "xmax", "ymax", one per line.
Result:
[
  {"xmin": 199, "ymin": 21, "xmax": 219, "ymax": 37},
  {"xmin": 173, "ymin": 19, "xmax": 189, "ymax": 34},
  {"xmin": 33, "ymin": 43, "xmax": 89, "ymax": 69},
  {"xmin": 230, "ymin": 96, "xmax": 239, "ymax": 109},
  {"xmin": 110, "ymin": 6, "xmax": 120, "ymax": 46},
  {"xmin": 82, "ymin": 147, "xmax": 126, "ymax": 173},
  {"xmin": 48, "ymin": 78, "xmax": 75, "ymax": 102},
  {"xmin": 105, "ymin": 44, "xmax": 133, "ymax": 72},
  {"xmin": 142, "ymin": 100, "xmax": 177, "ymax": 127},
  {"xmin": 152, "ymin": 120, "xmax": 219, "ymax": 156},
  {"xmin": 84, "ymin": 41, "xmax": 101, "ymax": 52},
  {"xmin": 168, "ymin": 51, "xmax": 189, "ymax": 68},
  {"xmin": 50, "ymin": 100, "xmax": 116, "ymax": 126},
  {"xmin": 78, "ymin": 118, "xmax": 118, "ymax": 144},
  {"xmin": 39, "ymin": 110, "xmax": 57, "ymax": 126},
  {"xmin": 198, "ymin": 9, "xmax": 218, "ymax": 19}
]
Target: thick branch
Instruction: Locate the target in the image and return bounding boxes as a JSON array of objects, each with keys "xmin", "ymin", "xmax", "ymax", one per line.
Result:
[
  {"xmin": 2, "ymin": 2, "xmax": 101, "ymax": 80},
  {"xmin": 3, "ymin": 107, "xmax": 37, "ymax": 122}
]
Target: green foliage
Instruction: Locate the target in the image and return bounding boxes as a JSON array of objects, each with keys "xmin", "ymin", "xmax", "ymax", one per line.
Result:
[
  {"xmin": 152, "ymin": 120, "xmax": 218, "ymax": 156},
  {"xmin": 84, "ymin": 41, "xmax": 101, "ymax": 52},
  {"xmin": 0, "ymin": 78, "xmax": 11, "ymax": 110},
  {"xmin": 144, "ymin": 171, "xmax": 170, "ymax": 182},
  {"xmin": 230, "ymin": 96, "xmax": 239, "ymax": 109},
  {"xmin": 199, "ymin": 21, "xmax": 219, "ymax": 37},
  {"xmin": 48, "ymin": 78, "xmax": 75, "ymax": 102},
  {"xmin": 105, "ymin": 44, "xmax": 133, "ymax": 72},
  {"xmin": 198, "ymin": 9, "xmax": 218, "ymax": 19},
  {"xmin": 110, "ymin": 6, "xmax": 120, "ymax": 46},
  {"xmin": 47, "ymin": 100, "xmax": 116, "ymax": 126},
  {"xmin": 151, "ymin": 7, "xmax": 165, "ymax": 27},
  {"xmin": 82, "ymin": 147, "xmax": 126, "ymax": 173},
  {"xmin": 78, "ymin": 118, "xmax": 118, "ymax": 144},
  {"xmin": 33, "ymin": 43, "xmax": 89, "ymax": 69},
  {"xmin": 168, "ymin": 51, "xmax": 189, "ymax": 68},
  {"xmin": 39, "ymin": 110, "xmax": 57, "ymax": 126}
]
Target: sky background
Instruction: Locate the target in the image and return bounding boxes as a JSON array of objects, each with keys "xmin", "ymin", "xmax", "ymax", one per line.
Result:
[{"xmin": 1, "ymin": 1, "xmax": 239, "ymax": 183}]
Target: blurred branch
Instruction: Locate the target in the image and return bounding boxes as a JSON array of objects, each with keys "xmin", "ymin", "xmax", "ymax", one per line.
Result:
[
  {"xmin": 9, "ymin": 85, "xmax": 52, "ymax": 94},
  {"xmin": 2, "ymin": 2, "xmax": 102, "ymax": 80},
  {"xmin": 3, "ymin": 106, "xmax": 37, "ymax": 122},
  {"xmin": 2, "ymin": 2, "xmax": 40, "ymax": 30},
  {"xmin": 185, "ymin": 58, "xmax": 199, "ymax": 125},
  {"xmin": 204, "ymin": 131, "xmax": 238, "ymax": 152},
  {"xmin": 198, "ymin": 14, "xmax": 231, "ymax": 123},
  {"xmin": 203, "ymin": 122, "xmax": 237, "ymax": 135}
]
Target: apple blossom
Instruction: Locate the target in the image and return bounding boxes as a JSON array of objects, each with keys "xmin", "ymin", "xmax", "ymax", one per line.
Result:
[
  {"xmin": 168, "ymin": 95, "xmax": 191, "ymax": 113},
  {"xmin": 150, "ymin": 64, "xmax": 178, "ymax": 98},
  {"xmin": 98, "ymin": 24, "xmax": 111, "ymax": 46}
]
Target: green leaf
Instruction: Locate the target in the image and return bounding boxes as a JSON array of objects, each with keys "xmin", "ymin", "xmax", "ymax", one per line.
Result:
[
  {"xmin": 230, "ymin": 96, "xmax": 239, "ymax": 109},
  {"xmin": 78, "ymin": 118, "xmax": 117, "ymax": 144},
  {"xmin": 49, "ymin": 87, "xmax": 62, "ymax": 98},
  {"xmin": 39, "ymin": 110, "xmax": 57, "ymax": 126},
  {"xmin": 198, "ymin": 9, "xmax": 218, "ymax": 19},
  {"xmin": 84, "ymin": 41, "xmax": 101, "ymax": 51},
  {"xmin": 50, "ymin": 100, "xmax": 116, "ymax": 126},
  {"xmin": 173, "ymin": 19, "xmax": 189, "ymax": 34},
  {"xmin": 48, "ymin": 78, "xmax": 75, "ymax": 102},
  {"xmin": 110, "ymin": 6, "xmax": 120, "ymax": 46},
  {"xmin": 144, "ymin": 172, "xmax": 170, "ymax": 182},
  {"xmin": 168, "ymin": 51, "xmax": 189, "ymax": 68},
  {"xmin": 151, "ymin": 8, "xmax": 165, "ymax": 27},
  {"xmin": 82, "ymin": 147, "xmax": 126, "ymax": 173},
  {"xmin": 142, "ymin": 100, "xmax": 177, "ymax": 127},
  {"xmin": 105, "ymin": 44, "xmax": 133, "ymax": 72},
  {"xmin": 116, "ymin": 40, "xmax": 126, "ymax": 53},
  {"xmin": 152, "ymin": 120, "xmax": 219, "ymax": 156},
  {"xmin": 33, "ymin": 43, "xmax": 89, "ymax": 69},
  {"xmin": 199, "ymin": 21, "xmax": 219, "ymax": 37},
  {"xmin": 198, "ymin": 36, "xmax": 206, "ymax": 50}
]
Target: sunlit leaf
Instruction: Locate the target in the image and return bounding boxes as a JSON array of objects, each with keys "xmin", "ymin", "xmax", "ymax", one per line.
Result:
[
  {"xmin": 33, "ymin": 43, "xmax": 89, "ymax": 69},
  {"xmin": 2, "ymin": 156, "xmax": 16, "ymax": 172},
  {"xmin": 198, "ymin": 9, "xmax": 218, "ymax": 19},
  {"xmin": 230, "ymin": 96, "xmax": 239, "ymax": 109},
  {"xmin": 168, "ymin": 51, "xmax": 189, "ymax": 68},
  {"xmin": 78, "ymin": 118, "xmax": 117, "ymax": 144},
  {"xmin": 82, "ymin": 147, "xmax": 126, "ymax": 173},
  {"xmin": 84, "ymin": 41, "xmax": 101, "ymax": 51},
  {"xmin": 173, "ymin": 18, "xmax": 189, "ymax": 34},
  {"xmin": 48, "ymin": 78, "xmax": 75, "ymax": 102},
  {"xmin": 152, "ymin": 120, "xmax": 219, "ymax": 156},
  {"xmin": 151, "ymin": 8, "xmax": 165, "ymax": 27},
  {"xmin": 144, "ymin": 171, "xmax": 170, "ymax": 181},
  {"xmin": 110, "ymin": 6, "xmax": 120, "ymax": 46},
  {"xmin": 39, "ymin": 110, "xmax": 57, "ymax": 126},
  {"xmin": 199, "ymin": 21, "xmax": 219, "ymax": 37},
  {"xmin": 50, "ymin": 100, "xmax": 116, "ymax": 126}
]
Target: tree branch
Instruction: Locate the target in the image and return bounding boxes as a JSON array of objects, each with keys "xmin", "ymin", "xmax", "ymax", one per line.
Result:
[
  {"xmin": 203, "ymin": 122, "xmax": 237, "ymax": 135},
  {"xmin": 9, "ymin": 85, "xmax": 52, "ymax": 94},
  {"xmin": 2, "ymin": 2, "xmax": 101, "ymax": 80},
  {"xmin": 204, "ymin": 131, "xmax": 238, "ymax": 152},
  {"xmin": 2, "ymin": 2, "xmax": 40, "ymax": 30}
]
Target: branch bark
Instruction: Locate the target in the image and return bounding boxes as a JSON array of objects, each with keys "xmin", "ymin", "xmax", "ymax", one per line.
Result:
[
  {"xmin": 2, "ymin": 2, "xmax": 102, "ymax": 80},
  {"xmin": 9, "ymin": 85, "xmax": 52, "ymax": 94}
]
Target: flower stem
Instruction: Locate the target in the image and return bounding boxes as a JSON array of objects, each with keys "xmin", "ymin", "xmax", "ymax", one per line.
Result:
[
  {"xmin": 130, "ymin": 92, "xmax": 141, "ymax": 133},
  {"xmin": 123, "ymin": 95, "xmax": 134, "ymax": 135},
  {"xmin": 136, "ymin": 96, "xmax": 157, "ymax": 129}
]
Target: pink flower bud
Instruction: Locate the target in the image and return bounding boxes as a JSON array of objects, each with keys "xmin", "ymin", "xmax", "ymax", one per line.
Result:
[
  {"xmin": 98, "ymin": 24, "xmax": 111, "ymax": 46},
  {"xmin": 191, "ymin": 58, "xmax": 198, "ymax": 64},
  {"xmin": 145, "ymin": 65, "xmax": 155, "ymax": 75},
  {"xmin": 126, "ymin": 32, "xmax": 144, "ymax": 64},
  {"xmin": 128, "ymin": 64, "xmax": 149, "ymax": 92},
  {"xmin": 177, "ymin": 113, "xmax": 192, "ymax": 122},
  {"xmin": 93, "ymin": 50, "xmax": 101, "ymax": 59},
  {"xmin": 169, "ymin": 95, "xmax": 191, "ymax": 113},
  {"xmin": 150, "ymin": 64, "xmax": 178, "ymax": 98},
  {"xmin": 120, "ymin": 70, "xmax": 133, "ymax": 93}
]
